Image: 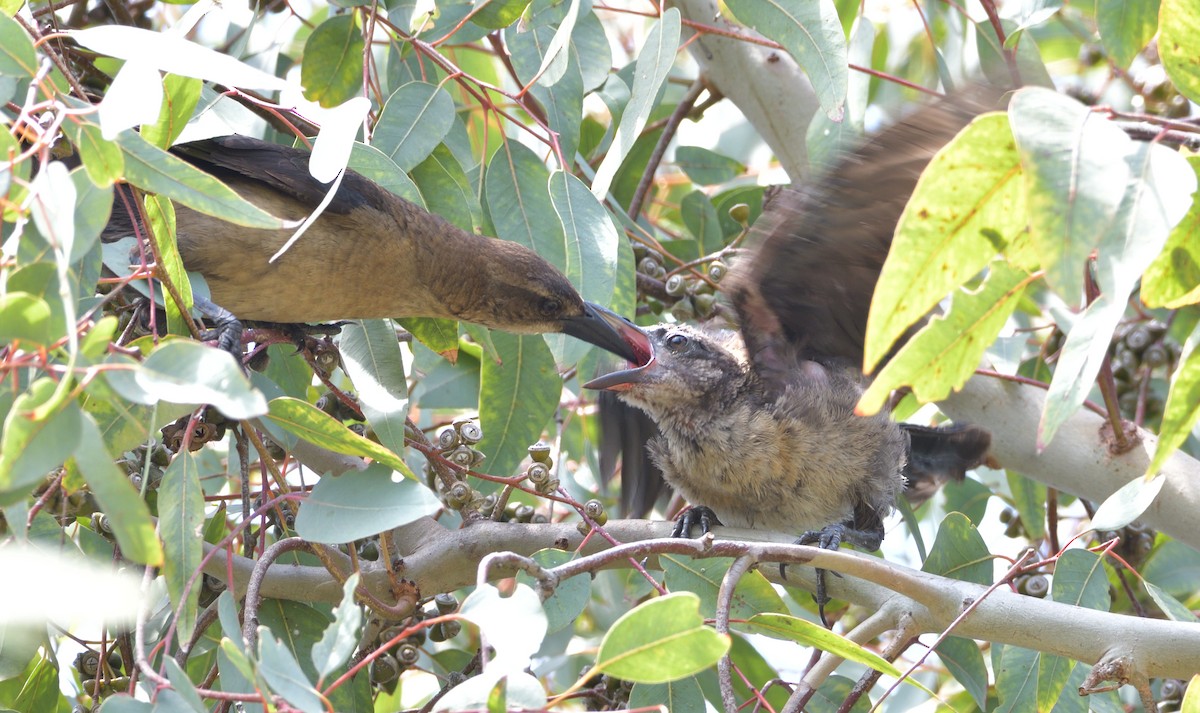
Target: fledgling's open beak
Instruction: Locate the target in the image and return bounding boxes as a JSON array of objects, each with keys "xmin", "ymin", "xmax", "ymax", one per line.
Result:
[
  {"xmin": 562, "ymin": 302, "xmax": 652, "ymax": 364},
  {"xmin": 580, "ymin": 311, "xmax": 656, "ymax": 392}
]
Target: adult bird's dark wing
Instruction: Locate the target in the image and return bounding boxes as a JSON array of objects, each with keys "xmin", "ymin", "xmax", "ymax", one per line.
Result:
[{"xmin": 727, "ymin": 87, "xmax": 1007, "ymax": 386}]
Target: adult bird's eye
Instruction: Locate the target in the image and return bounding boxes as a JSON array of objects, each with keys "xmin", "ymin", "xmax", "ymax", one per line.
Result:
[
  {"xmin": 666, "ymin": 333, "xmax": 689, "ymax": 350},
  {"xmin": 538, "ymin": 297, "xmax": 562, "ymax": 316}
]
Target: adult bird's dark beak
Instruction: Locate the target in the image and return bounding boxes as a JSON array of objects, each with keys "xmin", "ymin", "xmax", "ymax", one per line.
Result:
[
  {"xmin": 579, "ymin": 314, "xmax": 655, "ymax": 391},
  {"xmin": 562, "ymin": 302, "xmax": 653, "ymax": 365}
]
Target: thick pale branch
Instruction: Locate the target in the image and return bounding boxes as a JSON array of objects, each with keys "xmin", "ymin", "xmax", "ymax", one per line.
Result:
[
  {"xmin": 943, "ymin": 377, "xmax": 1200, "ymax": 552},
  {"xmin": 203, "ymin": 518, "xmax": 1200, "ymax": 680}
]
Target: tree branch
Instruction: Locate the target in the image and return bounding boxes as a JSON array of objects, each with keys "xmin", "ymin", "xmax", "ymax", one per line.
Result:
[
  {"xmin": 943, "ymin": 376, "xmax": 1200, "ymax": 552},
  {"xmin": 202, "ymin": 518, "xmax": 1200, "ymax": 681}
]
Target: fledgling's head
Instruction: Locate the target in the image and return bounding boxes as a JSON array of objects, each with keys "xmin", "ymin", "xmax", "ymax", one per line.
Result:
[{"xmin": 584, "ymin": 323, "xmax": 748, "ymax": 418}]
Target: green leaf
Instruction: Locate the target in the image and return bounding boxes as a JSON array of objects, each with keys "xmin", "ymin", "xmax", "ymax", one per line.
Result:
[
  {"xmin": 1039, "ymin": 138, "xmax": 1196, "ymax": 447},
  {"xmin": 0, "ymin": 293, "xmax": 56, "ymax": 347},
  {"xmin": 96, "ymin": 696, "xmax": 152, "ymax": 712},
  {"xmin": 115, "ymin": 130, "xmax": 284, "ymax": 229},
  {"xmin": 163, "ymin": 658, "xmax": 207, "ymax": 713},
  {"xmin": 1007, "ymin": 470, "xmax": 1047, "ymax": 540},
  {"xmin": 1051, "ymin": 549, "xmax": 1110, "ymax": 611},
  {"xmin": 143, "ymin": 194, "xmax": 191, "ymax": 336},
  {"xmin": 629, "ymin": 677, "xmax": 706, "ymax": 712},
  {"xmin": 865, "ymin": 112, "xmax": 1023, "ymax": 372},
  {"xmin": 471, "ymin": 0, "xmax": 531, "ymax": 29},
  {"xmin": 302, "ymin": 14, "xmax": 364, "ymax": 107},
  {"xmin": 73, "ymin": 414, "xmax": 163, "ymax": 566},
  {"xmin": 680, "ymin": 190, "xmax": 726, "ymax": 256},
  {"xmin": 477, "ymin": 333, "xmax": 559, "ymax": 477},
  {"xmin": 0, "ymin": 379, "xmax": 83, "ymax": 505},
  {"xmin": 337, "ymin": 320, "xmax": 409, "ymax": 456},
  {"xmin": 1182, "ymin": 674, "xmax": 1200, "ymax": 713},
  {"xmin": 347, "ymin": 142, "xmax": 424, "ymax": 206},
  {"xmin": 743, "ymin": 613, "xmax": 936, "ymax": 697},
  {"xmin": 661, "ymin": 555, "xmax": 786, "ymax": 621},
  {"xmin": 0, "ymin": 12, "xmax": 35, "ymax": 77},
  {"xmin": 514, "ymin": 549, "xmax": 591, "ymax": 634},
  {"xmin": 135, "ymin": 341, "xmax": 268, "ymax": 419},
  {"xmin": 1144, "ymin": 580, "xmax": 1199, "ymax": 622},
  {"xmin": 509, "ymin": 24, "xmax": 585, "ymax": 167},
  {"xmin": 935, "ymin": 636, "xmax": 989, "ymax": 711},
  {"xmin": 515, "ymin": 0, "xmax": 580, "ymax": 88},
  {"xmin": 410, "ymin": 144, "xmax": 481, "ymax": 232},
  {"xmin": 1162, "ymin": 0, "xmax": 1200, "ymax": 103},
  {"xmin": 460, "ymin": 583, "xmax": 549, "ymax": 672},
  {"xmin": 1143, "ymin": 539, "xmax": 1200, "ymax": 601},
  {"xmin": 61, "ymin": 119, "xmax": 125, "ymax": 188},
  {"xmin": 1097, "ymin": 0, "xmax": 1160, "ymax": 68},
  {"xmin": 1147, "ymin": 325, "xmax": 1200, "ymax": 475},
  {"xmin": 29, "ymin": 160, "xmax": 77, "ymax": 258},
  {"xmin": 258, "ymin": 628, "xmax": 324, "ymax": 713},
  {"xmin": 311, "ymin": 574, "xmax": 363, "ymax": 679},
  {"xmin": 1089, "ymin": 474, "xmax": 1165, "ymax": 531},
  {"xmin": 397, "ymin": 317, "xmax": 459, "ymax": 358},
  {"xmin": 860, "ymin": 261, "xmax": 1032, "ymax": 413},
  {"xmin": 141, "ymin": 74, "xmax": 203, "ymax": 149},
  {"xmin": 976, "ymin": 19, "xmax": 1053, "ymax": 89},
  {"xmin": 294, "ymin": 462, "xmax": 440, "ymax": 543},
  {"xmin": 940, "ymin": 476, "xmax": 992, "ymax": 528},
  {"xmin": 1009, "ymin": 87, "xmax": 1130, "ymax": 302},
  {"xmin": 675, "ymin": 146, "xmax": 745, "ymax": 186},
  {"xmin": 159, "ymin": 451, "xmax": 205, "ymax": 641},
  {"xmin": 594, "ymin": 592, "xmax": 730, "ymax": 684},
  {"xmin": 547, "ymin": 170, "xmax": 621, "ymax": 364},
  {"xmin": 922, "ymin": 512, "xmax": 992, "ymax": 585},
  {"xmin": 590, "ymin": 8, "xmax": 680, "ymax": 198},
  {"xmin": 266, "ymin": 397, "xmax": 415, "ymax": 478},
  {"xmin": 1143, "ymin": 158, "xmax": 1200, "ymax": 309},
  {"xmin": 374, "ymin": 82, "xmax": 456, "ymax": 171},
  {"xmin": 724, "ymin": 0, "xmax": 847, "ymax": 120},
  {"xmin": 486, "ymin": 141, "xmax": 560, "ymax": 256}
]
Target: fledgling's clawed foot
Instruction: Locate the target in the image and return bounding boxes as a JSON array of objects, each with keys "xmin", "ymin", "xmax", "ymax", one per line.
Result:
[
  {"xmin": 672, "ymin": 506, "xmax": 722, "ymax": 538},
  {"xmin": 789, "ymin": 523, "xmax": 850, "ymax": 628}
]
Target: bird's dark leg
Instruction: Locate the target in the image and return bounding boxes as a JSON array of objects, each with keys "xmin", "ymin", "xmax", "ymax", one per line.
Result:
[
  {"xmin": 193, "ymin": 295, "xmax": 244, "ymax": 360},
  {"xmin": 786, "ymin": 519, "xmax": 884, "ymax": 628},
  {"xmin": 671, "ymin": 505, "xmax": 722, "ymax": 538}
]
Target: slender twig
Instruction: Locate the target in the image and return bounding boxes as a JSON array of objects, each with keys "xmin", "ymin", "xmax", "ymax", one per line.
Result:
[{"xmin": 627, "ymin": 79, "xmax": 707, "ymax": 221}]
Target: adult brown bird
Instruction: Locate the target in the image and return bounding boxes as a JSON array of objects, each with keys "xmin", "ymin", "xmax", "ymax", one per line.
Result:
[
  {"xmin": 103, "ymin": 135, "xmax": 640, "ymax": 361},
  {"xmin": 586, "ymin": 89, "xmax": 998, "ymax": 622}
]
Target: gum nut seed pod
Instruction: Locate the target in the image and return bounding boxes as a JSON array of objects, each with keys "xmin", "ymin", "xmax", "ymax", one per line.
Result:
[
  {"xmin": 638, "ymin": 256, "xmax": 660, "ymax": 275},
  {"xmin": 577, "ymin": 520, "xmax": 591, "ymax": 536},
  {"xmin": 435, "ymin": 426, "xmax": 460, "ymax": 450},
  {"xmin": 693, "ymin": 292, "xmax": 716, "ymax": 317},
  {"xmin": 75, "ymin": 651, "xmax": 100, "ymax": 677},
  {"xmin": 369, "ymin": 654, "xmax": 400, "ymax": 684},
  {"xmin": 435, "ymin": 593, "xmax": 458, "ymax": 613},
  {"xmin": 447, "ymin": 482, "xmax": 471, "ymax": 507},
  {"xmin": 1125, "ymin": 324, "xmax": 1152, "ymax": 352},
  {"xmin": 528, "ymin": 442, "xmax": 552, "ymax": 463},
  {"xmin": 515, "ymin": 504, "xmax": 535, "ymax": 522},
  {"xmin": 457, "ymin": 420, "xmax": 483, "ymax": 445},
  {"xmin": 442, "ymin": 620, "xmax": 461, "ymax": 638},
  {"xmin": 428, "ymin": 622, "xmax": 446, "ymax": 642},
  {"xmin": 707, "ymin": 261, "xmax": 727, "ymax": 282},
  {"xmin": 664, "ymin": 274, "xmax": 687, "ymax": 297},
  {"xmin": 729, "ymin": 203, "xmax": 750, "ymax": 225},
  {"xmin": 1022, "ymin": 574, "xmax": 1049, "ymax": 598},
  {"xmin": 583, "ymin": 499, "xmax": 607, "ymax": 525},
  {"xmin": 396, "ymin": 643, "xmax": 420, "ymax": 666},
  {"xmin": 526, "ymin": 462, "xmax": 550, "ymax": 486},
  {"xmin": 448, "ymin": 446, "xmax": 475, "ymax": 467},
  {"xmin": 671, "ymin": 296, "xmax": 696, "ymax": 322}
]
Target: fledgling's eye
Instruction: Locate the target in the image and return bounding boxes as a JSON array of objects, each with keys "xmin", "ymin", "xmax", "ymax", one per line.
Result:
[
  {"xmin": 665, "ymin": 333, "xmax": 689, "ymax": 350},
  {"xmin": 538, "ymin": 297, "xmax": 562, "ymax": 316}
]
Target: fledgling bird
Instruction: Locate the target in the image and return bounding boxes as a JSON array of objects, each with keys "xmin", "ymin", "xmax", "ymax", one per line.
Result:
[
  {"xmin": 586, "ymin": 89, "xmax": 998, "ymax": 621},
  {"xmin": 102, "ymin": 135, "xmax": 639, "ymax": 362}
]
